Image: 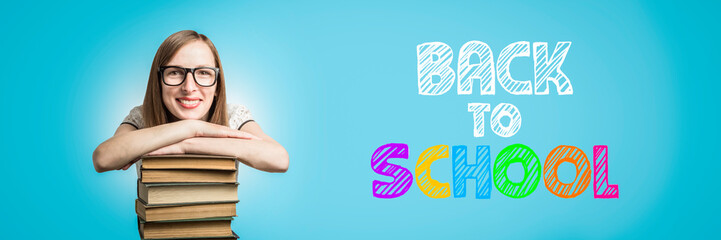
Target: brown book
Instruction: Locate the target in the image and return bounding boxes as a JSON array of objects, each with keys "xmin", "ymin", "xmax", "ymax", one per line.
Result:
[
  {"xmin": 141, "ymin": 231, "xmax": 239, "ymax": 240},
  {"xmin": 141, "ymin": 155, "xmax": 238, "ymax": 171},
  {"xmin": 141, "ymin": 169, "xmax": 238, "ymax": 183},
  {"xmin": 141, "ymin": 231, "xmax": 238, "ymax": 240},
  {"xmin": 136, "ymin": 199, "xmax": 237, "ymax": 222},
  {"xmin": 138, "ymin": 217, "xmax": 234, "ymax": 240},
  {"xmin": 138, "ymin": 180, "xmax": 238, "ymax": 206}
]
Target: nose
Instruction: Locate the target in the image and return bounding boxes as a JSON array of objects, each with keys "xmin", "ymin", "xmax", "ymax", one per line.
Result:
[{"xmin": 180, "ymin": 71, "xmax": 199, "ymax": 93}]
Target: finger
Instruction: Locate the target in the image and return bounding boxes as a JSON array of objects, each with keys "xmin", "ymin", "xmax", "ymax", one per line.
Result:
[
  {"xmin": 230, "ymin": 131, "xmax": 261, "ymax": 140},
  {"xmin": 244, "ymin": 132, "xmax": 263, "ymax": 140},
  {"xmin": 147, "ymin": 144, "xmax": 184, "ymax": 156},
  {"xmin": 146, "ymin": 147, "xmax": 168, "ymax": 156},
  {"xmin": 205, "ymin": 127, "xmax": 251, "ymax": 139},
  {"xmin": 198, "ymin": 126, "xmax": 234, "ymax": 138},
  {"xmin": 232, "ymin": 131, "xmax": 255, "ymax": 139},
  {"xmin": 197, "ymin": 125, "xmax": 261, "ymax": 140}
]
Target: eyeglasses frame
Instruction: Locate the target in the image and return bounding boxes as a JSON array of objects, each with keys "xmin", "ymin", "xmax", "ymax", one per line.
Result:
[{"xmin": 158, "ymin": 66, "xmax": 220, "ymax": 87}]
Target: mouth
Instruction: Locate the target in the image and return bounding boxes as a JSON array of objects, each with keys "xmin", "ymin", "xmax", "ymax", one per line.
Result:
[{"xmin": 176, "ymin": 97, "xmax": 201, "ymax": 109}]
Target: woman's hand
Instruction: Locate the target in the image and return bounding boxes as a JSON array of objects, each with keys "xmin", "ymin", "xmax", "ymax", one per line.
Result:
[
  {"xmin": 146, "ymin": 141, "xmax": 187, "ymax": 156},
  {"xmin": 116, "ymin": 139, "xmax": 188, "ymax": 171},
  {"xmin": 118, "ymin": 157, "xmax": 140, "ymax": 171},
  {"xmin": 189, "ymin": 120, "xmax": 262, "ymax": 140},
  {"xmin": 118, "ymin": 139, "xmax": 188, "ymax": 170}
]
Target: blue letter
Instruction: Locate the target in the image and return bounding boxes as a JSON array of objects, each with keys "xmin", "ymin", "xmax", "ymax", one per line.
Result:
[{"xmin": 452, "ymin": 145, "xmax": 492, "ymax": 199}]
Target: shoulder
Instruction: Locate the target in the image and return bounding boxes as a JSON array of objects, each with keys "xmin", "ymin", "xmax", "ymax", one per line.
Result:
[
  {"xmin": 227, "ymin": 103, "xmax": 254, "ymax": 130},
  {"xmin": 122, "ymin": 105, "xmax": 144, "ymax": 129}
]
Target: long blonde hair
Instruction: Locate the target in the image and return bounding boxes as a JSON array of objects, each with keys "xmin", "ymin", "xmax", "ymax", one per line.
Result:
[{"xmin": 142, "ymin": 30, "xmax": 228, "ymax": 128}]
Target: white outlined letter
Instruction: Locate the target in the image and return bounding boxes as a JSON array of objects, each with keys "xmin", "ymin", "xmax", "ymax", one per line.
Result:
[
  {"xmin": 533, "ymin": 42, "xmax": 573, "ymax": 95},
  {"xmin": 458, "ymin": 41, "xmax": 496, "ymax": 95},
  {"xmin": 497, "ymin": 41, "xmax": 532, "ymax": 95},
  {"xmin": 417, "ymin": 42, "xmax": 456, "ymax": 95}
]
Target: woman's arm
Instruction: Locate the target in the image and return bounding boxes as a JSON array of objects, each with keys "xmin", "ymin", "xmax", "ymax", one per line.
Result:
[
  {"xmin": 150, "ymin": 122, "xmax": 289, "ymax": 173},
  {"xmin": 92, "ymin": 120, "xmax": 257, "ymax": 173}
]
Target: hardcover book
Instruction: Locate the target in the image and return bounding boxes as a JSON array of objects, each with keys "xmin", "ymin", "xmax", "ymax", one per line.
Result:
[
  {"xmin": 138, "ymin": 180, "xmax": 239, "ymax": 206},
  {"xmin": 138, "ymin": 217, "xmax": 235, "ymax": 240},
  {"xmin": 140, "ymin": 155, "xmax": 238, "ymax": 171},
  {"xmin": 136, "ymin": 199, "xmax": 237, "ymax": 222},
  {"xmin": 141, "ymin": 169, "xmax": 238, "ymax": 183}
]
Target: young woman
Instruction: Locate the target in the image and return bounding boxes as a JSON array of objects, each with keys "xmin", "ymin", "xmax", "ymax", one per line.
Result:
[{"xmin": 92, "ymin": 30, "xmax": 288, "ymax": 173}]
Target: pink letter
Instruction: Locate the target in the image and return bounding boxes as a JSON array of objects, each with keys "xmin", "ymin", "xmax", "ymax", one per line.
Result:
[{"xmin": 593, "ymin": 145, "xmax": 619, "ymax": 198}]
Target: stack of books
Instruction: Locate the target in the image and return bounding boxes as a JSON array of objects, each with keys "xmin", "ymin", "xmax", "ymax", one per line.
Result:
[{"xmin": 136, "ymin": 155, "xmax": 240, "ymax": 240}]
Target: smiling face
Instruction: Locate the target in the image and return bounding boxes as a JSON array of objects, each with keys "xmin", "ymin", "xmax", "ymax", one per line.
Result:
[{"xmin": 161, "ymin": 40, "xmax": 218, "ymax": 121}]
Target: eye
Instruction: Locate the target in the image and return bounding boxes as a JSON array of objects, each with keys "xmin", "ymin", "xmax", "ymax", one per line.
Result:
[
  {"xmin": 167, "ymin": 70, "xmax": 182, "ymax": 76},
  {"xmin": 198, "ymin": 69, "xmax": 212, "ymax": 76}
]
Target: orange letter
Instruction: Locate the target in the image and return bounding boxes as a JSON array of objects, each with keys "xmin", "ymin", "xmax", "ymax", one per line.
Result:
[{"xmin": 543, "ymin": 145, "xmax": 591, "ymax": 198}]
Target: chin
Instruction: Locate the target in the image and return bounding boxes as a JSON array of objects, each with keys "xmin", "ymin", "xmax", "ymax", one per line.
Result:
[
  {"xmin": 169, "ymin": 107, "xmax": 210, "ymax": 120},
  {"xmin": 178, "ymin": 112, "xmax": 207, "ymax": 120}
]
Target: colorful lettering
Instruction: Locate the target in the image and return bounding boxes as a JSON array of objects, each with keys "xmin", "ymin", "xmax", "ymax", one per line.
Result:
[
  {"xmin": 416, "ymin": 145, "xmax": 451, "ymax": 198},
  {"xmin": 452, "ymin": 145, "xmax": 492, "ymax": 199},
  {"xmin": 493, "ymin": 144, "xmax": 541, "ymax": 198},
  {"xmin": 543, "ymin": 145, "xmax": 592, "ymax": 198},
  {"xmin": 593, "ymin": 145, "xmax": 619, "ymax": 198},
  {"xmin": 371, "ymin": 143, "xmax": 413, "ymax": 199}
]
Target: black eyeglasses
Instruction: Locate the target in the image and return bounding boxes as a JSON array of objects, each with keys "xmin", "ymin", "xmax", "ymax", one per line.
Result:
[{"xmin": 158, "ymin": 66, "xmax": 219, "ymax": 87}]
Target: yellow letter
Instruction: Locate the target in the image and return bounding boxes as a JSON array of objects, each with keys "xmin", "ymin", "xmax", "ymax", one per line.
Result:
[{"xmin": 415, "ymin": 145, "xmax": 451, "ymax": 198}]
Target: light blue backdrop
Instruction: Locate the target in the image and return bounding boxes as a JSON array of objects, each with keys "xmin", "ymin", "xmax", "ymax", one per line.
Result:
[{"xmin": 1, "ymin": 0, "xmax": 718, "ymax": 239}]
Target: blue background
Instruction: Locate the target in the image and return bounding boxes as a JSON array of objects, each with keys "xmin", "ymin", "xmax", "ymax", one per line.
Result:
[{"xmin": 2, "ymin": 0, "xmax": 718, "ymax": 239}]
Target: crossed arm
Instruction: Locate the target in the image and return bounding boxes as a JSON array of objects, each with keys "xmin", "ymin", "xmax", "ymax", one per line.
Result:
[{"xmin": 92, "ymin": 119, "xmax": 289, "ymax": 173}]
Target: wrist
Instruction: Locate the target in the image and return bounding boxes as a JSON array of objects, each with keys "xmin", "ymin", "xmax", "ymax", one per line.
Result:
[{"xmin": 179, "ymin": 119, "xmax": 203, "ymax": 138}]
